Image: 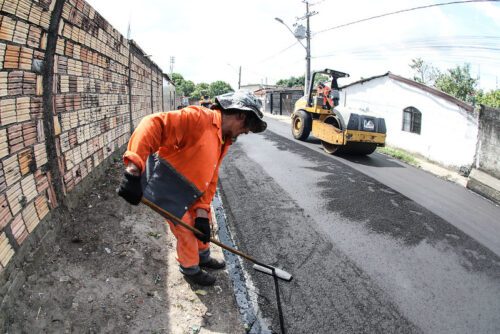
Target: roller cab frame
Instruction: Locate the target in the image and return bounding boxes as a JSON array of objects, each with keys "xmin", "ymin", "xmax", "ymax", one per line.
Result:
[{"xmin": 291, "ymin": 68, "xmax": 386, "ymax": 155}]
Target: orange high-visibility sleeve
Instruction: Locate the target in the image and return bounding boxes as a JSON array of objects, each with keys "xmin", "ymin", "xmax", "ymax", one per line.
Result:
[
  {"xmin": 123, "ymin": 106, "xmax": 228, "ymax": 219},
  {"xmin": 191, "ymin": 140, "xmax": 231, "ymax": 212},
  {"xmin": 123, "ymin": 109, "xmax": 201, "ymax": 173}
]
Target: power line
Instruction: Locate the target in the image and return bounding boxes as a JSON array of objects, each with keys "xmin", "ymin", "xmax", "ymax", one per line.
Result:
[
  {"xmin": 313, "ymin": 0, "xmax": 500, "ymax": 36},
  {"xmin": 255, "ymin": 42, "xmax": 298, "ymax": 64},
  {"xmin": 312, "ymin": 35, "xmax": 500, "ymax": 61},
  {"xmin": 309, "ymin": 0, "xmax": 329, "ymax": 7},
  {"xmin": 257, "ymin": 0, "xmax": 499, "ymax": 65},
  {"xmin": 314, "ymin": 48, "xmax": 500, "ymax": 62}
]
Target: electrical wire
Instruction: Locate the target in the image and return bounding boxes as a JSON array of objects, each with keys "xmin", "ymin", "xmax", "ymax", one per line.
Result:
[
  {"xmin": 312, "ymin": 35, "xmax": 500, "ymax": 62},
  {"xmin": 255, "ymin": 0, "xmax": 499, "ymax": 65},
  {"xmin": 309, "ymin": 0, "xmax": 329, "ymax": 6},
  {"xmin": 255, "ymin": 42, "xmax": 300, "ymax": 64},
  {"xmin": 249, "ymin": 1, "xmax": 500, "ymax": 83},
  {"xmin": 313, "ymin": 0, "xmax": 500, "ymax": 36}
]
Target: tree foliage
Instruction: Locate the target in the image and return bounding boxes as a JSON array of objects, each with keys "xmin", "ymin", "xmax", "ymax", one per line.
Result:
[
  {"xmin": 434, "ymin": 64, "xmax": 478, "ymax": 104},
  {"xmin": 409, "ymin": 58, "xmax": 440, "ymax": 85},
  {"xmin": 476, "ymin": 89, "xmax": 500, "ymax": 108},
  {"xmin": 276, "ymin": 74, "xmax": 333, "ymax": 89},
  {"xmin": 209, "ymin": 80, "xmax": 233, "ymax": 97},
  {"xmin": 170, "ymin": 73, "xmax": 232, "ymax": 99},
  {"xmin": 170, "ymin": 73, "xmax": 190, "ymax": 97},
  {"xmin": 180, "ymin": 80, "xmax": 195, "ymax": 97},
  {"xmin": 408, "ymin": 61, "xmax": 484, "ymax": 104},
  {"xmin": 312, "ymin": 74, "xmax": 330, "ymax": 87},
  {"xmin": 191, "ymin": 83, "xmax": 210, "ymax": 100},
  {"xmin": 170, "ymin": 73, "xmax": 183, "ymax": 85},
  {"xmin": 276, "ymin": 75, "xmax": 304, "ymax": 87}
]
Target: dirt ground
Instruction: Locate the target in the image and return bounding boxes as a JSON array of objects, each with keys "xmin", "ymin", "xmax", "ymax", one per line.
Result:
[{"xmin": 1, "ymin": 159, "xmax": 245, "ymax": 333}]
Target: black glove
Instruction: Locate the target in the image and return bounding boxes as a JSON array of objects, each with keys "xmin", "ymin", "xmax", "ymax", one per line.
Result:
[
  {"xmin": 117, "ymin": 172, "xmax": 143, "ymax": 205},
  {"xmin": 194, "ymin": 217, "xmax": 211, "ymax": 243}
]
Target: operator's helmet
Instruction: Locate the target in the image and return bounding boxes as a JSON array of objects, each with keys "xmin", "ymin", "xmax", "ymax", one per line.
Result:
[
  {"xmin": 214, "ymin": 90, "xmax": 267, "ymax": 133},
  {"xmin": 318, "ymin": 82, "xmax": 325, "ymax": 88}
]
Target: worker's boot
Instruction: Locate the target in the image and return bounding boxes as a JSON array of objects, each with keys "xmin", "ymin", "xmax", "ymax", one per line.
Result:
[
  {"xmin": 200, "ymin": 257, "xmax": 226, "ymax": 270},
  {"xmin": 183, "ymin": 269, "xmax": 216, "ymax": 286}
]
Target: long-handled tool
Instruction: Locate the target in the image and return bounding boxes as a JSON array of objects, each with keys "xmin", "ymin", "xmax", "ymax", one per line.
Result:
[
  {"xmin": 141, "ymin": 197, "xmax": 292, "ymax": 282},
  {"xmin": 141, "ymin": 197, "xmax": 292, "ymax": 333}
]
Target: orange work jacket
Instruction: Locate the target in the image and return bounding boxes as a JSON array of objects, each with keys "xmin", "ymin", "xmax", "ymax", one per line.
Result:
[
  {"xmin": 123, "ymin": 106, "xmax": 231, "ymax": 218},
  {"xmin": 318, "ymin": 85, "xmax": 332, "ymax": 107}
]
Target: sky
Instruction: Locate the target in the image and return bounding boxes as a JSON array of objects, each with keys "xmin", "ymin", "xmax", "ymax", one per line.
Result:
[{"xmin": 86, "ymin": 0, "xmax": 500, "ymax": 92}]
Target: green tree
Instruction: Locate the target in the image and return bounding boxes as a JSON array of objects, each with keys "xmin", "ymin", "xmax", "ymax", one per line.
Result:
[
  {"xmin": 191, "ymin": 82, "xmax": 210, "ymax": 100},
  {"xmin": 276, "ymin": 74, "xmax": 334, "ymax": 88},
  {"xmin": 434, "ymin": 64, "xmax": 478, "ymax": 104},
  {"xmin": 170, "ymin": 72, "xmax": 185, "ymax": 87},
  {"xmin": 409, "ymin": 58, "xmax": 440, "ymax": 85},
  {"xmin": 179, "ymin": 80, "xmax": 195, "ymax": 97},
  {"xmin": 209, "ymin": 81, "xmax": 233, "ymax": 97},
  {"xmin": 171, "ymin": 73, "xmax": 186, "ymax": 96},
  {"xmin": 276, "ymin": 75, "xmax": 304, "ymax": 87},
  {"xmin": 312, "ymin": 74, "xmax": 330, "ymax": 87},
  {"xmin": 476, "ymin": 89, "xmax": 500, "ymax": 108}
]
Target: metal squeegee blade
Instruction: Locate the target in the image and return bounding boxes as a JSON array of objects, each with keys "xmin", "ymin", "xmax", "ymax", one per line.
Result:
[{"xmin": 253, "ymin": 264, "xmax": 293, "ymax": 282}]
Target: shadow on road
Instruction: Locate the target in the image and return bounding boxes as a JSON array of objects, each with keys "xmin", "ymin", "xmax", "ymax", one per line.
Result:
[
  {"xmin": 304, "ymin": 136, "xmax": 404, "ymax": 168},
  {"xmin": 338, "ymin": 153, "xmax": 405, "ymax": 168}
]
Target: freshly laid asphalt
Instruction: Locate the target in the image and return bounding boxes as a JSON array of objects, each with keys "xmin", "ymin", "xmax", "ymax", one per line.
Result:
[{"xmin": 217, "ymin": 116, "xmax": 500, "ymax": 333}]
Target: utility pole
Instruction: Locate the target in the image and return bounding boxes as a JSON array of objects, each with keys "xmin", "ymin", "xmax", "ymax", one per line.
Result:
[
  {"xmin": 275, "ymin": 1, "xmax": 317, "ymax": 95},
  {"xmin": 238, "ymin": 66, "xmax": 242, "ymax": 89},
  {"xmin": 299, "ymin": 0, "xmax": 317, "ymax": 94},
  {"xmin": 169, "ymin": 56, "xmax": 175, "ymax": 76}
]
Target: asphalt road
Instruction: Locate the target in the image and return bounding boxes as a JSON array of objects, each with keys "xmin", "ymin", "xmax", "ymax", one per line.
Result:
[
  {"xmin": 266, "ymin": 116, "xmax": 500, "ymax": 258},
  {"xmin": 218, "ymin": 116, "xmax": 500, "ymax": 333}
]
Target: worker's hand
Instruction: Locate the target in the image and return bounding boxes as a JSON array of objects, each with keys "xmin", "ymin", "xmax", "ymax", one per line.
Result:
[
  {"xmin": 194, "ymin": 217, "xmax": 211, "ymax": 243},
  {"xmin": 116, "ymin": 172, "xmax": 143, "ymax": 205}
]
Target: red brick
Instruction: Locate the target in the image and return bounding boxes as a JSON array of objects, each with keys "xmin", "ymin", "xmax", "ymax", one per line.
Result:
[
  {"xmin": 34, "ymin": 195, "xmax": 49, "ymax": 220},
  {"xmin": 18, "ymin": 149, "xmax": 33, "ymax": 175},
  {"xmin": 35, "ymin": 171, "xmax": 48, "ymax": 193}
]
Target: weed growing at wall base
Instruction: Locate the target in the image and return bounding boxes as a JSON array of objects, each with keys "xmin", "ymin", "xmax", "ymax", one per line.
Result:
[{"xmin": 377, "ymin": 146, "xmax": 419, "ymax": 166}]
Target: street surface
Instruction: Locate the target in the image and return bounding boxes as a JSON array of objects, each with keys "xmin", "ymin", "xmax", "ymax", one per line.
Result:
[{"xmin": 218, "ymin": 116, "xmax": 500, "ymax": 333}]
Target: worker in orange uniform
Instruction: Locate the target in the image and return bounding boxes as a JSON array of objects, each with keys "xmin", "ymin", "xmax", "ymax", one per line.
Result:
[
  {"xmin": 117, "ymin": 91, "xmax": 266, "ymax": 286},
  {"xmin": 317, "ymin": 82, "xmax": 333, "ymax": 109}
]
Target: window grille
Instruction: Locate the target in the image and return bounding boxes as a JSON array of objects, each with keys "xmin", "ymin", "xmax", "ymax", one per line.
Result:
[{"xmin": 402, "ymin": 107, "xmax": 421, "ymax": 134}]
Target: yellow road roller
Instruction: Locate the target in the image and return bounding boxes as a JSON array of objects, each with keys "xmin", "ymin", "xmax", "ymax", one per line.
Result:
[{"xmin": 292, "ymin": 68, "xmax": 386, "ymax": 155}]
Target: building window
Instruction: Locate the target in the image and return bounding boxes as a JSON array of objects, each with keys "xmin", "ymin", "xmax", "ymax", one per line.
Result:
[{"xmin": 402, "ymin": 107, "xmax": 422, "ymax": 134}]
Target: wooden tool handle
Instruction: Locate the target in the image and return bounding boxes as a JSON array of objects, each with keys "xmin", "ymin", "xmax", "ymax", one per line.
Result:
[{"xmin": 140, "ymin": 197, "xmax": 260, "ymax": 264}]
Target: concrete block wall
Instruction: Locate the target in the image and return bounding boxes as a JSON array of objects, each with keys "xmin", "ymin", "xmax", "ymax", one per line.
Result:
[
  {"xmin": 130, "ymin": 42, "xmax": 152, "ymax": 129},
  {"xmin": 467, "ymin": 105, "xmax": 500, "ymax": 204},
  {"xmin": 55, "ymin": 0, "xmax": 130, "ymax": 195},
  {"xmin": 152, "ymin": 67, "xmax": 162, "ymax": 113},
  {"xmin": 0, "ymin": 0, "xmax": 57, "ymax": 271},
  {"xmin": 475, "ymin": 105, "xmax": 500, "ymax": 179},
  {"xmin": 0, "ymin": 0, "xmax": 164, "ymax": 274}
]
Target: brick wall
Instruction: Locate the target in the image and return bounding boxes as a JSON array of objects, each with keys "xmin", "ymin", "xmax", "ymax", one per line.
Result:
[
  {"xmin": 152, "ymin": 68, "xmax": 162, "ymax": 113},
  {"xmin": 0, "ymin": 0, "xmax": 164, "ymax": 273}
]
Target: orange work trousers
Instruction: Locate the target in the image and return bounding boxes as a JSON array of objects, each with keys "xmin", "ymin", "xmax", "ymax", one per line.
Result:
[{"xmin": 167, "ymin": 209, "xmax": 210, "ymax": 268}]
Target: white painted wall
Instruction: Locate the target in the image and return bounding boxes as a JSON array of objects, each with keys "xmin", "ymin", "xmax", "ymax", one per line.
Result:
[{"xmin": 341, "ymin": 76, "xmax": 478, "ymax": 168}]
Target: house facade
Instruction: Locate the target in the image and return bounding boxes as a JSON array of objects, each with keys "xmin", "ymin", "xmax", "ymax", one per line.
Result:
[{"xmin": 340, "ymin": 73, "xmax": 478, "ymax": 169}]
